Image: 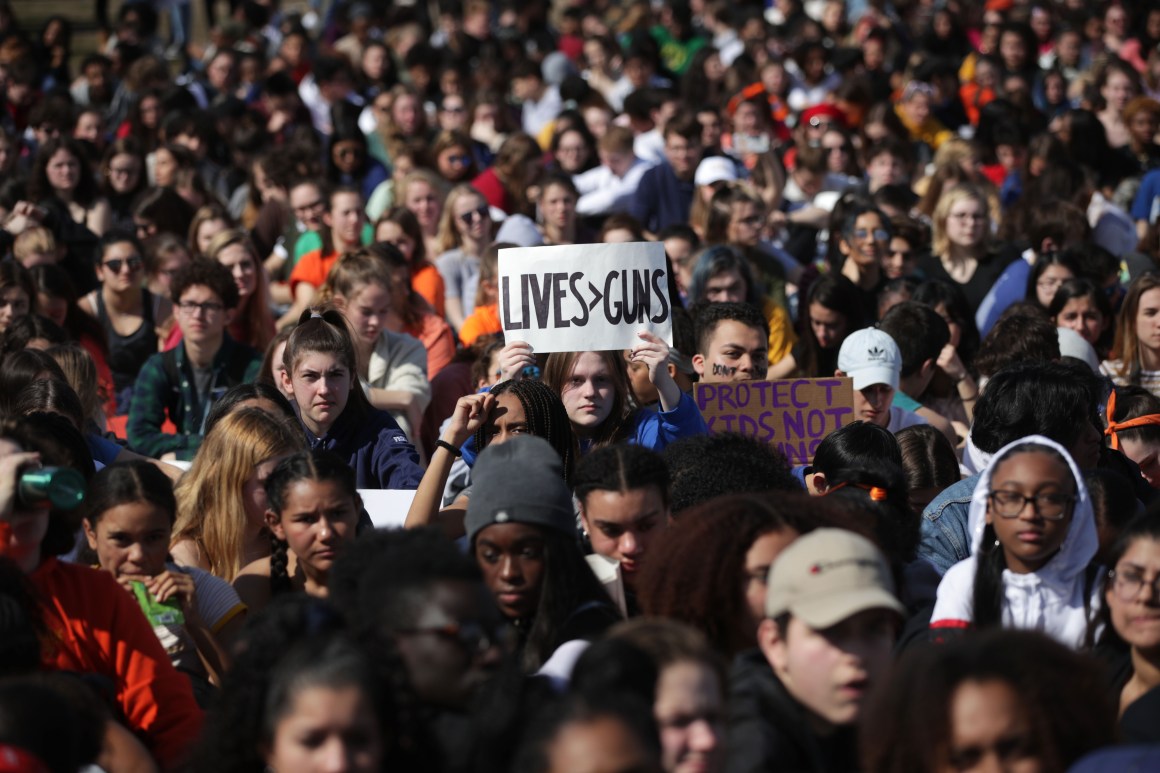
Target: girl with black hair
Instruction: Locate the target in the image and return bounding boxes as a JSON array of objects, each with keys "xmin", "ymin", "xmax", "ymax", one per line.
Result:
[
  {"xmin": 930, "ymin": 435, "xmax": 1099, "ymax": 648},
  {"xmin": 1049, "ymin": 277, "xmax": 1113, "ymax": 357},
  {"xmin": 82, "ymin": 462, "xmax": 239, "ymax": 694},
  {"xmin": 279, "ymin": 308, "xmax": 423, "ymax": 489},
  {"xmin": 1025, "ymin": 249, "xmax": 1080, "ymax": 309},
  {"xmin": 1095, "ymin": 515, "xmax": 1160, "ymax": 716},
  {"xmin": 233, "ymin": 449, "xmax": 361, "ymax": 616},
  {"xmin": 769, "ymin": 273, "xmax": 864, "ymax": 379},
  {"xmin": 404, "ymin": 378, "xmax": 579, "ymax": 538},
  {"xmin": 912, "ymin": 279, "xmax": 981, "ymax": 422}
]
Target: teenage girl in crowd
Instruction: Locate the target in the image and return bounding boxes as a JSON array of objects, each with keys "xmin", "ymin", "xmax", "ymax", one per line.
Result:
[
  {"xmin": 0, "ymin": 416, "xmax": 202, "ymax": 767},
  {"xmin": 279, "ymin": 309, "xmax": 424, "ymax": 489},
  {"xmin": 374, "ymin": 204, "xmax": 445, "ymax": 317},
  {"xmin": 1096, "ymin": 516, "xmax": 1160, "ymax": 718},
  {"xmin": 466, "ymin": 436, "xmax": 621, "ymax": 673},
  {"xmin": 930, "ymin": 436, "xmax": 1099, "ymax": 648},
  {"xmin": 371, "ymin": 241, "xmax": 457, "ymax": 380},
  {"xmin": 233, "ymin": 450, "xmax": 362, "ymax": 615},
  {"xmin": 0, "ymin": 261, "xmax": 34, "ymax": 335},
  {"xmin": 499, "ymin": 335, "xmax": 708, "ymax": 454},
  {"xmin": 769, "ymin": 274, "xmax": 865, "ymax": 379},
  {"xmin": 79, "ymin": 231, "xmax": 169, "ymax": 414},
  {"xmin": 1104, "ymin": 273, "xmax": 1160, "ymax": 398},
  {"xmin": 319, "ymin": 250, "xmax": 431, "ymax": 441},
  {"xmin": 171, "ymin": 408, "xmax": 306, "ymax": 582},
  {"xmin": 83, "ymin": 461, "xmax": 240, "ymax": 697},
  {"xmin": 435, "ymin": 184, "xmax": 493, "ymax": 331},
  {"xmin": 1049, "ymin": 278, "xmax": 1114, "ymax": 359}
]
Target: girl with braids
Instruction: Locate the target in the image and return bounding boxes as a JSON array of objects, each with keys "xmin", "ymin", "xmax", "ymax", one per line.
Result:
[
  {"xmin": 279, "ymin": 308, "xmax": 424, "ymax": 489},
  {"xmin": 171, "ymin": 408, "xmax": 306, "ymax": 582},
  {"xmin": 404, "ymin": 378, "xmax": 579, "ymax": 539},
  {"xmin": 317, "ymin": 249, "xmax": 431, "ymax": 442},
  {"xmin": 83, "ymin": 462, "xmax": 240, "ymax": 698},
  {"xmin": 232, "ymin": 450, "xmax": 361, "ymax": 616},
  {"xmin": 930, "ymin": 436, "xmax": 1100, "ymax": 648},
  {"xmin": 573, "ymin": 444, "xmax": 671, "ymax": 594},
  {"xmin": 501, "ymin": 336, "xmax": 707, "ymax": 455}
]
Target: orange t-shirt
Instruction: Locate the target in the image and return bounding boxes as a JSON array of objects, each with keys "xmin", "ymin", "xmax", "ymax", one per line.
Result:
[
  {"xmin": 411, "ymin": 262, "xmax": 446, "ymax": 318},
  {"xmin": 31, "ymin": 558, "xmax": 204, "ymax": 769},
  {"xmin": 404, "ymin": 311, "xmax": 457, "ymax": 379},
  {"xmin": 289, "ymin": 247, "xmax": 339, "ymax": 292},
  {"xmin": 459, "ymin": 303, "xmax": 501, "ymax": 347}
]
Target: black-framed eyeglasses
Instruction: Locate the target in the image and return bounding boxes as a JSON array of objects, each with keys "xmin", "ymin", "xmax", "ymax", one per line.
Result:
[
  {"xmin": 987, "ymin": 490, "xmax": 1074, "ymax": 520},
  {"xmin": 103, "ymin": 256, "xmax": 143, "ymax": 274},
  {"xmin": 1108, "ymin": 568, "xmax": 1160, "ymax": 602},
  {"xmin": 177, "ymin": 300, "xmax": 225, "ymax": 316},
  {"xmin": 459, "ymin": 206, "xmax": 489, "ymax": 225},
  {"xmin": 395, "ymin": 621, "xmax": 514, "ymax": 656}
]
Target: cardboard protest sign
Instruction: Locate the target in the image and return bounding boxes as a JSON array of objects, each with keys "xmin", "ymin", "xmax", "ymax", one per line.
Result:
[
  {"xmin": 499, "ymin": 242, "xmax": 672, "ymax": 352},
  {"xmin": 694, "ymin": 377, "xmax": 855, "ymax": 464}
]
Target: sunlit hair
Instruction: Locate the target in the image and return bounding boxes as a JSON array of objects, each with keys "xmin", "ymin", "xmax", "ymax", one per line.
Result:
[
  {"xmin": 542, "ymin": 350, "xmax": 632, "ymax": 447},
  {"xmin": 317, "ymin": 248, "xmax": 393, "ymax": 306},
  {"xmin": 172, "ymin": 408, "xmax": 306, "ymax": 582},
  {"xmin": 436, "ymin": 184, "xmax": 488, "ymax": 254},
  {"xmin": 1108, "ymin": 272, "xmax": 1160, "ymax": 383},
  {"xmin": 188, "ymin": 203, "xmax": 234, "ymax": 257},
  {"xmin": 931, "ymin": 184, "xmax": 990, "ymax": 257}
]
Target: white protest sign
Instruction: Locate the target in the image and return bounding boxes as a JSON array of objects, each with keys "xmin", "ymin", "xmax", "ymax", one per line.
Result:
[
  {"xmin": 358, "ymin": 489, "xmax": 418, "ymax": 529},
  {"xmin": 498, "ymin": 241, "xmax": 673, "ymax": 353}
]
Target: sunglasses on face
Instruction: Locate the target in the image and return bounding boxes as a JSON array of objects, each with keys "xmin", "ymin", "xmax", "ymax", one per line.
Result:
[
  {"xmin": 459, "ymin": 206, "xmax": 489, "ymax": 225},
  {"xmin": 103, "ymin": 256, "xmax": 143, "ymax": 274}
]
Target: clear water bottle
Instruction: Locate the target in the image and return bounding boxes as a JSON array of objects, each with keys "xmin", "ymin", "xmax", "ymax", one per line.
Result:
[{"xmin": 17, "ymin": 467, "xmax": 85, "ymax": 510}]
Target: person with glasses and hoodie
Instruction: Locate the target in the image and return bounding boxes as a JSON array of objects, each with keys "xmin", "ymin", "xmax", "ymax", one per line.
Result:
[
  {"xmin": 127, "ymin": 259, "xmax": 260, "ymax": 461},
  {"xmin": 929, "ymin": 435, "xmax": 1100, "ymax": 649}
]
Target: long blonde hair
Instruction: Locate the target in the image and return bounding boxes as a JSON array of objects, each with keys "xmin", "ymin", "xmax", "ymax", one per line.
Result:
[
  {"xmin": 172, "ymin": 408, "xmax": 305, "ymax": 581},
  {"xmin": 931, "ymin": 184, "xmax": 991, "ymax": 258},
  {"xmin": 436, "ymin": 184, "xmax": 487, "ymax": 255}
]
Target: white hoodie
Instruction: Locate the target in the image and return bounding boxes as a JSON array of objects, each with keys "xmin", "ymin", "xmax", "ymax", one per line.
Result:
[{"xmin": 930, "ymin": 435, "xmax": 1101, "ymax": 648}]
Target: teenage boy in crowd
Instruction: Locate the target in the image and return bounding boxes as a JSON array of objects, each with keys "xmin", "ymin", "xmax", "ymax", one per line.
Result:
[
  {"xmin": 876, "ymin": 302, "xmax": 957, "ymax": 444},
  {"xmin": 629, "ymin": 114, "xmax": 702, "ymax": 236},
  {"xmin": 574, "ymin": 125, "xmax": 650, "ymax": 217},
  {"xmin": 127, "ymin": 259, "xmax": 261, "ymax": 461},
  {"xmin": 835, "ymin": 327, "xmax": 927, "ymax": 433},
  {"xmin": 727, "ymin": 528, "xmax": 903, "ymax": 772},
  {"xmin": 692, "ymin": 302, "xmax": 770, "ymax": 384}
]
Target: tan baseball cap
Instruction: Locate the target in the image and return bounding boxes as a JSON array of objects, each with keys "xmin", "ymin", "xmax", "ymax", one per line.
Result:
[{"xmin": 765, "ymin": 528, "xmax": 905, "ymax": 629}]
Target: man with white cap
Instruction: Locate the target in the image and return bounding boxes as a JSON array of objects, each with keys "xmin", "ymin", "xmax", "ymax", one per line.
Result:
[
  {"xmin": 836, "ymin": 327, "xmax": 927, "ymax": 433},
  {"xmin": 726, "ymin": 528, "xmax": 903, "ymax": 773}
]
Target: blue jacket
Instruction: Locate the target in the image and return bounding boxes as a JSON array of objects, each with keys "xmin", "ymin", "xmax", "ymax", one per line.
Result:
[
  {"xmin": 917, "ymin": 474, "xmax": 979, "ymax": 576},
  {"xmin": 975, "ymin": 257, "xmax": 1030, "ymax": 336},
  {"xmin": 628, "ymin": 162, "xmax": 695, "ymax": 234},
  {"xmin": 628, "ymin": 391, "xmax": 709, "ymax": 451},
  {"xmin": 304, "ymin": 406, "xmax": 424, "ymax": 490}
]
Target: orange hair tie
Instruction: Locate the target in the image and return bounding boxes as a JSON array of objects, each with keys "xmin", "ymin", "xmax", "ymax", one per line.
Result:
[
  {"xmin": 1104, "ymin": 390, "xmax": 1160, "ymax": 451},
  {"xmin": 826, "ymin": 482, "xmax": 888, "ymax": 501}
]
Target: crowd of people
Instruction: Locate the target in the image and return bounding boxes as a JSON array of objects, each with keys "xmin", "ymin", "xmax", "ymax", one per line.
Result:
[{"xmin": 3, "ymin": 0, "xmax": 1160, "ymax": 770}]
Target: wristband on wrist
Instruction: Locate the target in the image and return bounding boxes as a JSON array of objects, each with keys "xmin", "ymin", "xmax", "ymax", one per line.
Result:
[{"xmin": 435, "ymin": 439, "xmax": 463, "ymax": 458}]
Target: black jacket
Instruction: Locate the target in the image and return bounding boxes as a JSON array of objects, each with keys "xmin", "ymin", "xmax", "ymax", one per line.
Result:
[{"xmin": 725, "ymin": 649, "xmax": 859, "ymax": 773}]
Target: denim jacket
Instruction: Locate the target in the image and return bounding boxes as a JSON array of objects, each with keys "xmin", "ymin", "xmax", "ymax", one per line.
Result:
[{"xmin": 917, "ymin": 474, "xmax": 980, "ymax": 576}]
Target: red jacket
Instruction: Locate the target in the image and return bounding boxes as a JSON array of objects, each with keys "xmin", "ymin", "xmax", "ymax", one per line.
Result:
[{"xmin": 31, "ymin": 558, "xmax": 203, "ymax": 770}]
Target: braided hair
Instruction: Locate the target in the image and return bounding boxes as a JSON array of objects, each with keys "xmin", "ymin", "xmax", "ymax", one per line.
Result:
[
  {"xmin": 264, "ymin": 449, "xmax": 360, "ymax": 597},
  {"xmin": 572, "ymin": 444, "xmax": 671, "ymax": 509},
  {"xmin": 475, "ymin": 379, "xmax": 580, "ymax": 486}
]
